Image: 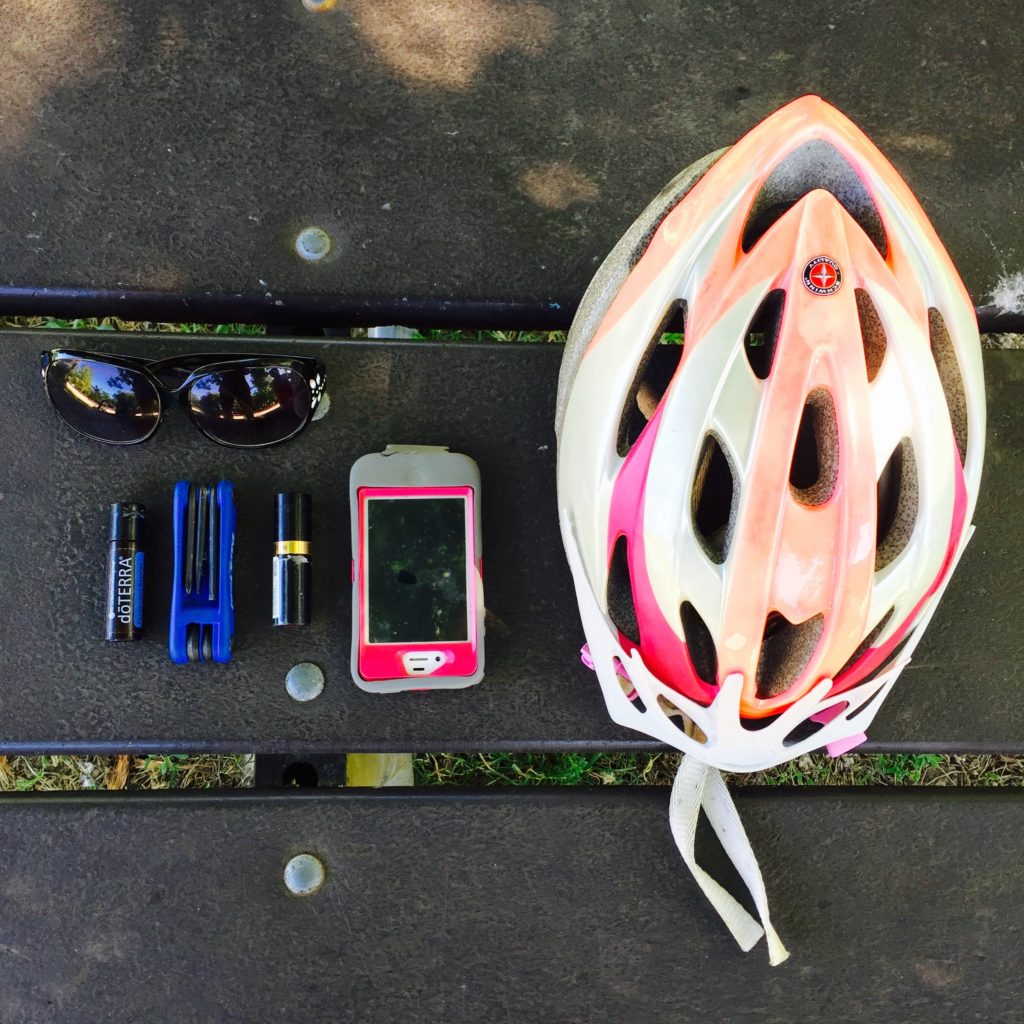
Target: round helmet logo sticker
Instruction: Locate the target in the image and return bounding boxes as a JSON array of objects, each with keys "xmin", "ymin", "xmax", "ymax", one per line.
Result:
[{"xmin": 803, "ymin": 256, "xmax": 842, "ymax": 295}]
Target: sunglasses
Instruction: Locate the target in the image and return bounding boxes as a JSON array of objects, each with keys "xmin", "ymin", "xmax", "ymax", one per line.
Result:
[{"xmin": 41, "ymin": 350, "xmax": 327, "ymax": 448}]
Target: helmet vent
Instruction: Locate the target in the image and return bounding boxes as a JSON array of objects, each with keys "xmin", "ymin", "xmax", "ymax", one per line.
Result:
[
  {"xmin": 875, "ymin": 438, "xmax": 918, "ymax": 571},
  {"xmin": 852, "ymin": 630, "xmax": 914, "ymax": 695},
  {"xmin": 681, "ymin": 601, "xmax": 718, "ymax": 685},
  {"xmin": 606, "ymin": 535, "xmax": 640, "ymax": 648},
  {"xmin": 692, "ymin": 434, "xmax": 738, "ymax": 563},
  {"xmin": 928, "ymin": 307, "xmax": 969, "ymax": 465},
  {"xmin": 744, "ymin": 289, "xmax": 785, "ymax": 379},
  {"xmin": 790, "ymin": 388, "xmax": 838, "ymax": 506},
  {"xmin": 615, "ymin": 672, "xmax": 647, "ymax": 713},
  {"xmin": 755, "ymin": 611, "xmax": 825, "ymax": 698},
  {"xmin": 848, "ymin": 681, "xmax": 888, "ymax": 720},
  {"xmin": 856, "ymin": 289, "xmax": 887, "ymax": 382},
  {"xmin": 835, "ymin": 606, "xmax": 895, "ymax": 681},
  {"xmin": 616, "ymin": 300, "xmax": 687, "ymax": 457},
  {"xmin": 657, "ymin": 695, "xmax": 688, "ymax": 729},
  {"xmin": 740, "ymin": 140, "xmax": 888, "ymax": 257}
]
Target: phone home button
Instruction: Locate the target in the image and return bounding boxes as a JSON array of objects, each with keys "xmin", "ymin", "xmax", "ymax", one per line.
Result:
[{"xmin": 401, "ymin": 651, "xmax": 447, "ymax": 676}]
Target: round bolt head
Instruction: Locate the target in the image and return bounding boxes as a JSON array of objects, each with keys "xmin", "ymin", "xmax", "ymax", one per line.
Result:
[
  {"xmin": 284, "ymin": 854, "xmax": 325, "ymax": 896},
  {"xmin": 286, "ymin": 662, "xmax": 324, "ymax": 702},
  {"xmin": 295, "ymin": 226, "xmax": 331, "ymax": 262},
  {"xmin": 302, "ymin": 0, "xmax": 337, "ymax": 10}
]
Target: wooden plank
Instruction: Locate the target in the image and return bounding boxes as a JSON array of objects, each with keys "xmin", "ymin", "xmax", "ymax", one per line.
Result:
[
  {"xmin": 1, "ymin": 788, "xmax": 1020, "ymax": 1022},
  {"xmin": 1, "ymin": 333, "xmax": 1019, "ymax": 752},
  {"xmin": 0, "ymin": 2, "xmax": 1019, "ymax": 327}
]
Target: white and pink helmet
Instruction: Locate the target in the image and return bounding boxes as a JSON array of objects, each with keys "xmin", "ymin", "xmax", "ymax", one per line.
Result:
[{"xmin": 556, "ymin": 96, "xmax": 985, "ymax": 774}]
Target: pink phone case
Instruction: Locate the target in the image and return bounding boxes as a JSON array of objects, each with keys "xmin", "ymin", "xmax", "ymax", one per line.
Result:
[{"xmin": 350, "ymin": 447, "xmax": 485, "ymax": 692}]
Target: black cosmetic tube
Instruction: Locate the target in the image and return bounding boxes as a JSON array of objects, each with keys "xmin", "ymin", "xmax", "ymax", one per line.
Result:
[
  {"xmin": 105, "ymin": 502, "xmax": 145, "ymax": 641},
  {"xmin": 273, "ymin": 492, "xmax": 311, "ymax": 627}
]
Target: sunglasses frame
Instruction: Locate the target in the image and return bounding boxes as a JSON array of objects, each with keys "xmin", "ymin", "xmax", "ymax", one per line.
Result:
[{"xmin": 41, "ymin": 349, "xmax": 327, "ymax": 448}]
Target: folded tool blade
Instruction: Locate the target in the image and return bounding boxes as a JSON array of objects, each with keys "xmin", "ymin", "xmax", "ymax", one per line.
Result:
[
  {"xmin": 195, "ymin": 484, "xmax": 208, "ymax": 596},
  {"xmin": 209, "ymin": 484, "xmax": 219, "ymax": 603},
  {"xmin": 184, "ymin": 483, "xmax": 197, "ymax": 594}
]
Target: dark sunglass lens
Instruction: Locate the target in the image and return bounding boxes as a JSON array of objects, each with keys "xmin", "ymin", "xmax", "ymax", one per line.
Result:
[
  {"xmin": 46, "ymin": 356, "xmax": 160, "ymax": 443},
  {"xmin": 188, "ymin": 366, "xmax": 311, "ymax": 447}
]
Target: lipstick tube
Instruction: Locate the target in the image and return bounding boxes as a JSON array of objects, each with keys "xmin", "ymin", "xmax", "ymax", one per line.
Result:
[
  {"xmin": 273, "ymin": 492, "xmax": 311, "ymax": 627},
  {"xmin": 105, "ymin": 502, "xmax": 145, "ymax": 641}
]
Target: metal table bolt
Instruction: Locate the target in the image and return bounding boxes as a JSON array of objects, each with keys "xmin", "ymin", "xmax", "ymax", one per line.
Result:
[
  {"xmin": 302, "ymin": 0, "xmax": 337, "ymax": 10},
  {"xmin": 295, "ymin": 226, "xmax": 331, "ymax": 262},
  {"xmin": 283, "ymin": 854, "xmax": 325, "ymax": 896},
  {"xmin": 286, "ymin": 662, "xmax": 324, "ymax": 702}
]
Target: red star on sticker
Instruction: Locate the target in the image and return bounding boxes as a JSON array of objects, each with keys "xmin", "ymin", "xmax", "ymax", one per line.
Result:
[{"xmin": 811, "ymin": 262, "xmax": 836, "ymax": 289}]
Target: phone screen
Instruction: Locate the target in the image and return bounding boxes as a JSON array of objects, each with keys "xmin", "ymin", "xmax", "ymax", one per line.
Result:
[{"xmin": 365, "ymin": 496, "xmax": 469, "ymax": 644}]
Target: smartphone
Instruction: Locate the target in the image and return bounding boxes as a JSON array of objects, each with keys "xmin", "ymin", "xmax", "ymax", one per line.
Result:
[{"xmin": 350, "ymin": 445, "xmax": 484, "ymax": 691}]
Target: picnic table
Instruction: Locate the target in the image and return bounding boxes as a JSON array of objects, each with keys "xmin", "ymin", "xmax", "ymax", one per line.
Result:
[{"xmin": 1, "ymin": 2, "xmax": 1021, "ymax": 1019}]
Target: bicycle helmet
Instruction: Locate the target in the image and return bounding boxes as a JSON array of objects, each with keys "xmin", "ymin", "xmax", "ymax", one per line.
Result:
[{"xmin": 556, "ymin": 95, "xmax": 985, "ymax": 774}]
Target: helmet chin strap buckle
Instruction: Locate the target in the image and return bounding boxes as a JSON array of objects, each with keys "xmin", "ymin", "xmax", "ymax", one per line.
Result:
[
  {"xmin": 825, "ymin": 733, "xmax": 867, "ymax": 757},
  {"xmin": 810, "ymin": 701, "xmax": 867, "ymax": 757},
  {"xmin": 580, "ymin": 643, "xmax": 633, "ymax": 683}
]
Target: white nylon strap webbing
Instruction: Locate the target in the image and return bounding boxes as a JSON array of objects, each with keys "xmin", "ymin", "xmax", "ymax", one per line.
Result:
[{"xmin": 669, "ymin": 755, "xmax": 790, "ymax": 966}]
